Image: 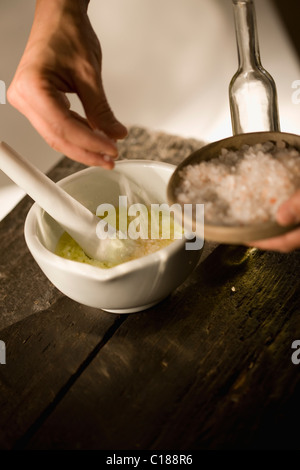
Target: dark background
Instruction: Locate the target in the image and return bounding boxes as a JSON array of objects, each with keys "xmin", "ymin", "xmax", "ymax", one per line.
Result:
[{"xmin": 272, "ymin": 0, "xmax": 300, "ymax": 59}]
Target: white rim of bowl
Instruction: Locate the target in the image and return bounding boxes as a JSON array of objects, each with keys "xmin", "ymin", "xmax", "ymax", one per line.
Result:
[{"xmin": 24, "ymin": 160, "xmax": 190, "ymax": 281}]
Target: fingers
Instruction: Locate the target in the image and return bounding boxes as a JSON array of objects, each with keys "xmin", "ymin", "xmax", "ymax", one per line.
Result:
[
  {"xmin": 276, "ymin": 189, "xmax": 300, "ymax": 226},
  {"xmin": 76, "ymin": 76, "xmax": 128, "ymax": 140},
  {"xmin": 8, "ymin": 76, "xmax": 120, "ymax": 167},
  {"xmin": 247, "ymin": 227, "xmax": 300, "ymax": 253},
  {"xmin": 247, "ymin": 191, "xmax": 300, "ymax": 252}
]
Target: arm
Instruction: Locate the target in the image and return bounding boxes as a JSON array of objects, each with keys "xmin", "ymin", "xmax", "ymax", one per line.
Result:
[{"xmin": 7, "ymin": 0, "xmax": 127, "ymax": 168}]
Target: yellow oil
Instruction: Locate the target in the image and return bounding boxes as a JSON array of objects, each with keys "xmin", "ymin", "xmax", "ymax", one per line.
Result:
[{"xmin": 55, "ymin": 206, "xmax": 182, "ymax": 269}]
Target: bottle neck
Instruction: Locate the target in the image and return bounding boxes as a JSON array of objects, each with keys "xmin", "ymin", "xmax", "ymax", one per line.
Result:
[{"xmin": 232, "ymin": 0, "xmax": 261, "ymax": 71}]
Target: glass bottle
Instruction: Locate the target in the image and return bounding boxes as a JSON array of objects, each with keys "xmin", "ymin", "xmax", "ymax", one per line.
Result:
[{"xmin": 229, "ymin": 0, "xmax": 280, "ymax": 134}]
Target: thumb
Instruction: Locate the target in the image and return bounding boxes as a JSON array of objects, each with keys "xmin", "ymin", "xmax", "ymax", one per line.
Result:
[
  {"xmin": 78, "ymin": 78, "xmax": 127, "ymax": 140},
  {"xmin": 277, "ymin": 189, "xmax": 300, "ymax": 226}
]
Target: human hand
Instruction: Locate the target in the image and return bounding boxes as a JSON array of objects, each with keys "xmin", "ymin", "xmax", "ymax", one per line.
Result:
[
  {"xmin": 248, "ymin": 189, "xmax": 300, "ymax": 252},
  {"xmin": 7, "ymin": 0, "xmax": 127, "ymax": 168}
]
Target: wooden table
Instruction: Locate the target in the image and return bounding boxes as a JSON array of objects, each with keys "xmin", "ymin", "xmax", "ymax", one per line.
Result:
[{"xmin": 0, "ymin": 127, "xmax": 300, "ymax": 451}]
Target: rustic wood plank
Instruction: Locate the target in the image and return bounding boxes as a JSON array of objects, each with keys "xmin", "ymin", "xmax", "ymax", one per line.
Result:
[
  {"xmin": 24, "ymin": 246, "xmax": 300, "ymax": 450},
  {"xmin": 0, "ymin": 300, "xmax": 125, "ymax": 449},
  {"xmin": 2, "ymin": 126, "xmax": 299, "ymax": 450},
  {"xmin": 0, "ymin": 157, "xmax": 86, "ymax": 331},
  {"xmin": 0, "ymin": 125, "xmax": 204, "ymax": 331},
  {"xmin": 0, "ymin": 159, "xmax": 128, "ymax": 449},
  {"xmin": 0, "ymin": 127, "xmax": 206, "ymax": 449}
]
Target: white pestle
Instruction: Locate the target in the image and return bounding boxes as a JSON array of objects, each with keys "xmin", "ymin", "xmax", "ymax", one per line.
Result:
[{"xmin": 0, "ymin": 141, "xmax": 131, "ymax": 263}]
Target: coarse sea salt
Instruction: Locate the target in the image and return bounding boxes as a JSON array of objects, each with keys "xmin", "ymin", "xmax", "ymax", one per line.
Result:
[{"xmin": 176, "ymin": 141, "xmax": 300, "ymax": 226}]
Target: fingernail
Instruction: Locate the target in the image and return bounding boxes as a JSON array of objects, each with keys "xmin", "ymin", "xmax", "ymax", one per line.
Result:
[
  {"xmin": 101, "ymin": 154, "xmax": 115, "ymax": 169},
  {"xmin": 103, "ymin": 154, "xmax": 113, "ymax": 163}
]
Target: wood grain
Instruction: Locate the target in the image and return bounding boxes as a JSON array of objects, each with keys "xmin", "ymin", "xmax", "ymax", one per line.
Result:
[
  {"xmin": 25, "ymin": 246, "xmax": 300, "ymax": 450},
  {"xmin": 0, "ymin": 127, "xmax": 300, "ymax": 450}
]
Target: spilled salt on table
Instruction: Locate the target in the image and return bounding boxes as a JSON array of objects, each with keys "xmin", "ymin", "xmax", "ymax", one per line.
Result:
[{"xmin": 176, "ymin": 141, "xmax": 300, "ymax": 226}]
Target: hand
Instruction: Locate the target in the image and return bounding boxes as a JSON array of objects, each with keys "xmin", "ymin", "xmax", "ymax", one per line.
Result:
[
  {"xmin": 7, "ymin": 0, "xmax": 127, "ymax": 168},
  {"xmin": 248, "ymin": 189, "xmax": 300, "ymax": 252}
]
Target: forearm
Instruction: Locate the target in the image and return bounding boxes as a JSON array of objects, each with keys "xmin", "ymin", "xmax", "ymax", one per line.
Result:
[{"xmin": 35, "ymin": 0, "xmax": 90, "ymax": 16}]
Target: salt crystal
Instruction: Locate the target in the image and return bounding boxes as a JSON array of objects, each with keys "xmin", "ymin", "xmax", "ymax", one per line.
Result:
[{"xmin": 177, "ymin": 141, "xmax": 300, "ymax": 226}]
